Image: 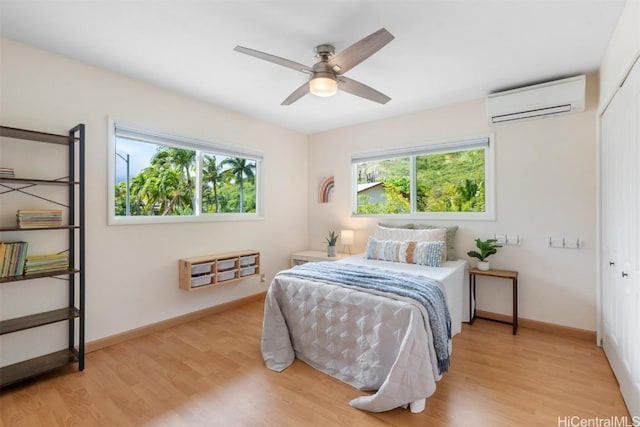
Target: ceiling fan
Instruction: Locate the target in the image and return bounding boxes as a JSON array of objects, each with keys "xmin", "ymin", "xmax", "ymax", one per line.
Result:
[{"xmin": 234, "ymin": 28, "xmax": 395, "ymax": 105}]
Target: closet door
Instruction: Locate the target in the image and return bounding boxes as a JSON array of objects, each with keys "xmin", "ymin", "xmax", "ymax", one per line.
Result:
[{"xmin": 601, "ymin": 58, "xmax": 640, "ymax": 418}]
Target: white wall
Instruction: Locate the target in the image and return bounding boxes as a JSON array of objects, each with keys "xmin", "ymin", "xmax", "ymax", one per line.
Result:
[
  {"xmin": 0, "ymin": 38, "xmax": 308, "ymax": 365},
  {"xmin": 599, "ymin": 0, "xmax": 640, "ymax": 110},
  {"xmin": 308, "ymin": 74, "xmax": 599, "ymax": 331}
]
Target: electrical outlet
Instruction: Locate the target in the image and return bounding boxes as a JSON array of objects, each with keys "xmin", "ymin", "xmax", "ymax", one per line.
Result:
[
  {"xmin": 549, "ymin": 237, "xmax": 564, "ymax": 248},
  {"xmin": 506, "ymin": 235, "xmax": 520, "ymax": 245},
  {"xmin": 565, "ymin": 238, "xmax": 580, "ymax": 249},
  {"xmin": 495, "ymin": 234, "xmax": 506, "ymax": 245},
  {"xmin": 260, "ymin": 274, "xmax": 266, "ymax": 283}
]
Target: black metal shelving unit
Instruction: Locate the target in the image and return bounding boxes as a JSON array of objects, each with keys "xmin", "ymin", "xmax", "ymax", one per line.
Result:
[{"xmin": 0, "ymin": 124, "xmax": 85, "ymax": 388}]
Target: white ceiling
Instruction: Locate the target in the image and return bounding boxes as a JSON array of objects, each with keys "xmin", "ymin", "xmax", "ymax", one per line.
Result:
[{"xmin": 0, "ymin": 0, "xmax": 626, "ymax": 134}]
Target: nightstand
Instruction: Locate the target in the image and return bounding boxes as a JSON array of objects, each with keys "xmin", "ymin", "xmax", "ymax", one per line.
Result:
[
  {"xmin": 290, "ymin": 250, "xmax": 349, "ymax": 267},
  {"xmin": 469, "ymin": 268, "xmax": 519, "ymax": 335}
]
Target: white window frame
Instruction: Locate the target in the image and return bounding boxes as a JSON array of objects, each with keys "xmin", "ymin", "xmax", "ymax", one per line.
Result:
[
  {"xmin": 107, "ymin": 118, "xmax": 264, "ymax": 225},
  {"xmin": 351, "ymin": 135, "xmax": 495, "ymax": 221}
]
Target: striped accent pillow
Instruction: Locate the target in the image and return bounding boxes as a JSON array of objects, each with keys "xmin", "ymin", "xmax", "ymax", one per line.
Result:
[
  {"xmin": 365, "ymin": 237, "xmax": 445, "ymax": 267},
  {"xmin": 414, "ymin": 241, "xmax": 446, "ymax": 267},
  {"xmin": 374, "ymin": 226, "xmax": 448, "ymax": 263}
]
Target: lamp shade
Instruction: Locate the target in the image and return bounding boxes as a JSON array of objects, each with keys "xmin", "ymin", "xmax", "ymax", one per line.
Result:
[
  {"xmin": 340, "ymin": 230, "xmax": 354, "ymax": 245},
  {"xmin": 309, "ymin": 72, "xmax": 338, "ymax": 97}
]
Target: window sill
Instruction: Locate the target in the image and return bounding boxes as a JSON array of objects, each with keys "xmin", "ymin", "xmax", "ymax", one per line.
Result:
[
  {"xmin": 108, "ymin": 213, "xmax": 264, "ymax": 226},
  {"xmin": 351, "ymin": 211, "xmax": 496, "ymax": 221}
]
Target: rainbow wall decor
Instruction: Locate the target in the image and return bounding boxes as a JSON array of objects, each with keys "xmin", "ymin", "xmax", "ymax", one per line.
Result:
[{"xmin": 318, "ymin": 176, "xmax": 335, "ymax": 203}]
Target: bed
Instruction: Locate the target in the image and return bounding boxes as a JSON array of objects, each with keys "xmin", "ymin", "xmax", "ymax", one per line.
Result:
[{"xmin": 261, "ymin": 246, "xmax": 469, "ymax": 413}]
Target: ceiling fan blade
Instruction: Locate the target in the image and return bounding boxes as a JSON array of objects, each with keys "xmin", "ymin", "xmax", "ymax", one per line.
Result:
[
  {"xmin": 234, "ymin": 46, "xmax": 313, "ymax": 74},
  {"xmin": 338, "ymin": 76, "xmax": 391, "ymax": 104},
  {"xmin": 328, "ymin": 28, "xmax": 394, "ymax": 75},
  {"xmin": 281, "ymin": 82, "xmax": 310, "ymax": 105}
]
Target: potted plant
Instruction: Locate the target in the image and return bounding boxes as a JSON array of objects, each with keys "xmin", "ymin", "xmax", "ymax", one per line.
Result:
[
  {"xmin": 467, "ymin": 238, "xmax": 502, "ymax": 271},
  {"xmin": 325, "ymin": 231, "xmax": 338, "ymax": 257}
]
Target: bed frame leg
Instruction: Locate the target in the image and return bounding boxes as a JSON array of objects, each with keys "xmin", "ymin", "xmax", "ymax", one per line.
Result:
[{"xmin": 409, "ymin": 398, "xmax": 426, "ymax": 413}]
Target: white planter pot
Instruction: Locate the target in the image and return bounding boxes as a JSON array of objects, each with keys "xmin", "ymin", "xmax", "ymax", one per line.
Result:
[
  {"xmin": 327, "ymin": 245, "xmax": 337, "ymax": 257},
  {"xmin": 477, "ymin": 261, "xmax": 490, "ymax": 271}
]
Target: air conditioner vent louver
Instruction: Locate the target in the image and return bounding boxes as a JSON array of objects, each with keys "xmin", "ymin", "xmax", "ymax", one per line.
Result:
[{"xmin": 486, "ymin": 75, "xmax": 586, "ymax": 125}]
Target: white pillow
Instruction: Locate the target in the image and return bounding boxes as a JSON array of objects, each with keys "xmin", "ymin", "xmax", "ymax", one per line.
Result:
[{"xmin": 374, "ymin": 225, "xmax": 447, "ymax": 262}]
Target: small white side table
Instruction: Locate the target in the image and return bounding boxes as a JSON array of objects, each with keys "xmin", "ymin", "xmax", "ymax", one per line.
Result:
[{"xmin": 290, "ymin": 250, "xmax": 350, "ymax": 268}]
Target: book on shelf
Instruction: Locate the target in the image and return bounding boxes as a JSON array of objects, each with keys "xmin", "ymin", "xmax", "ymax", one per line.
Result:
[
  {"xmin": 0, "ymin": 167, "xmax": 15, "ymax": 178},
  {"xmin": 16, "ymin": 209, "xmax": 63, "ymax": 228},
  {"xmin": 24, "ymin": 252, "xmax": 69, "ymax": 275},
  {"xmin": 0, "ymin": 241, "xmax": 29, "ymax": 278}
]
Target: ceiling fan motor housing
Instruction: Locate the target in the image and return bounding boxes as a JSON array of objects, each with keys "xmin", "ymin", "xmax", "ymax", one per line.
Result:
[
  {"xmin": 314, "ymin": 44, "xmax": 335, "ymax": 61},
  {"xmin": 311, "ymin": 57, "xmax": 337, "ymax": 81}
]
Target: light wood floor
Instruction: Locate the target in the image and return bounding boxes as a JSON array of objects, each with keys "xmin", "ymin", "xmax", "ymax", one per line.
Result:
[{"xmin": 0, "ymin": 300, "xmax": 630, "ymax": 426}]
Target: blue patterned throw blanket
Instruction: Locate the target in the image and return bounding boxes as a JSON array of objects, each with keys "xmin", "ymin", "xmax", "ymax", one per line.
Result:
[{"xmin": 280, "ymin": 262, "xmax": 451, "ymax": 374}]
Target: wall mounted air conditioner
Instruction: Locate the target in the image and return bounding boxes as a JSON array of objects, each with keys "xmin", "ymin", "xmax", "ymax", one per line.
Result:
[{"xmin": 486, "ymin": 75, "xmax": 586, "ymax": 124}]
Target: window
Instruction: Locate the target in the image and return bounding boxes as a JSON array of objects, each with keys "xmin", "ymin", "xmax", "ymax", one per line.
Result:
[
  {"xmin": 108, "ymin": 120, "xmax": 262, "ymax": 224},
  {"xmin": 356, "ymin": 157, "xmax": 411, "ymax": 214},
  {"xmin": 352, "ymin": 137, "xmax": 494, "ymax": 220},
  {"xmin": 201, "ymin": 152, "xmax": 257, "ymax": 214}
]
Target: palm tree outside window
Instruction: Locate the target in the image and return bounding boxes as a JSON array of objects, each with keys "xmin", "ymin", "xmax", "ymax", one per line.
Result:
[{"xmin": 111, "ymin": 121, "xmax": 262, "ymax": 222}]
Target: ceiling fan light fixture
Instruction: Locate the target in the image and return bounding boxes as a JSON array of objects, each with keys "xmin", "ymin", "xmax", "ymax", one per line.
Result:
[
  {"xmin": 309, "ymin": 73, "xmax": 338, "ymax": 97},
  {"xmin": 235, "ymin": 28, "xmax": 394, "ymax": 105}
]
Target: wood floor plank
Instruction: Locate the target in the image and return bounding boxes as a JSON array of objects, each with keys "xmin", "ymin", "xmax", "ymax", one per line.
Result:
[{"xmin": 0, "ymin": 300, "xmax": 630, "ymax": 426}]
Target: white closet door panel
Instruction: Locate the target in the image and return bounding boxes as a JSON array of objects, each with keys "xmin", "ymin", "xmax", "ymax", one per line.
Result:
[
  {"xmin": 629, "ymin": 66, "xmax": 640, "ymax": 418},
  {"xmin": 601, "ymin": 57, "xmax": 640, "ymax": 418},
  {"xmin": 602, "ymin": 72, "xmax": 625, "ymax": 357}
]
